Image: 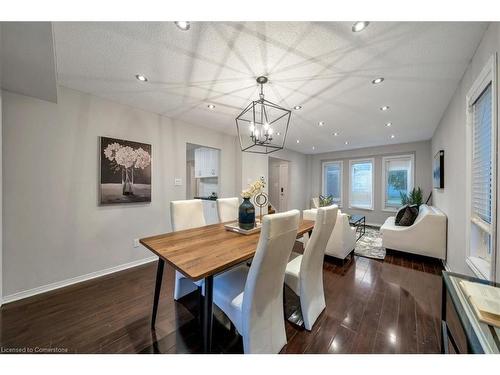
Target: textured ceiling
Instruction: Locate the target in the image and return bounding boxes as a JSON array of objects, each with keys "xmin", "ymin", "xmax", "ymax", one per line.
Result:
[{"xmin": 53, "ymin": 22, "xmax": 488, "ymax": 154}]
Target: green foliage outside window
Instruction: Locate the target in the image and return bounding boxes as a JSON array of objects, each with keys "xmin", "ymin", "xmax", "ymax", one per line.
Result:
[{"xmin": 388, "ymin": 170, "xmax": 407, "ymax": 191}]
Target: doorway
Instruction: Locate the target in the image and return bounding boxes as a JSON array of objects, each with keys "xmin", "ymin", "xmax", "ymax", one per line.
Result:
[
  {"xmin": 186, "ymin": 143, "xmax": 221, "ymax": 224},
  {"xmin": 268, "ymin": 157, "xmax": 289, "ymax": 213}
]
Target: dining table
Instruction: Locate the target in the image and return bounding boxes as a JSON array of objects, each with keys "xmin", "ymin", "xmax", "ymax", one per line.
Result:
[{"xmin": 140, "ymin": 219, "xmax": 315, "ymax": 353}]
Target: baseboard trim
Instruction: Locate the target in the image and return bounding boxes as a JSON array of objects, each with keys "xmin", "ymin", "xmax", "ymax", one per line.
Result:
[{"xmin": 1, "ymin": 256, "xmax": 158, "ymax": 306}]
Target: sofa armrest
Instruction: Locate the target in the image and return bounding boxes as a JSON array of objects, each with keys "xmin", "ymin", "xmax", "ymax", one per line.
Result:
[{"xmin": 381, "ymin": 211, "xmax": 447, "ymax": 259}]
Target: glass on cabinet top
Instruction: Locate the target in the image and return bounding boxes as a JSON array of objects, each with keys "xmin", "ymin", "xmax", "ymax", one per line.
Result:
[{"xmin": 443, "ymin": 271, "xmax": 500, "ymax": 353}]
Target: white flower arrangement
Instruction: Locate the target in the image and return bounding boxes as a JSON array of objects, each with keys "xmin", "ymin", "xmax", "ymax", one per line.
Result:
[
  {"xmin": 103, "ymin": 142, "xmax": 151, "ymax": 170},
  {"xmin": 241, "ymin": 178, "xmax": 266, "ymax": 199},
  {"xmin": 103, "ymin": 142, "xmax": 121, "ymax": 161},
  {"xmin": 114, "ymin": 146, "xmax": 137, "ymax": 169},
  {"xmin": 134, "ymin": 148, "xmax": 151, "ymax": 169}
]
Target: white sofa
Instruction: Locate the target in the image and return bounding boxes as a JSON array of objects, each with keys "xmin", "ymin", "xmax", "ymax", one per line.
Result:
[
  {"xmin": 303, "ymin": 207, "xmax": 357, "ymax": 260},
  {"xmin": 380, "ymin": 204, "xmax": 447, "ymax": 260}
]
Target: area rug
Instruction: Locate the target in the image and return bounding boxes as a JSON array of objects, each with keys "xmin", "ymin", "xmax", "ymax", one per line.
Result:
[{"xmin": 354, "ymin": 226, "xmax": 386, "ymax": 260}]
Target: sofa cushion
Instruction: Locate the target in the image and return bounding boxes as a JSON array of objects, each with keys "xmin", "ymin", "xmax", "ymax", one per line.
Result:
[
  {"xmin": 398, "ymin": 206, "xmax": 419, "ymax": 226},
  {"xmin": 395, "ymin": 205, "xmax": 408, "ymax": 225}
]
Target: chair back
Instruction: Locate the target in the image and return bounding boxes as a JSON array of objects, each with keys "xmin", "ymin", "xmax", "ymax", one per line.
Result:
[
  {"xmin": 301, "ymin": 205, "xmax": 337, "ymax": 284},
  {"xmin": 170, "ymin": 199, "xmax": 206, "ymax": 231},
  {"xmin": 242, "ymin": 209, "xmax": 300, "ymax": 353},
  {"xmin": 216, "ymin": 197, "xmax": 239, "ymax": 223},
  {"xmin": 300, "ymin": 205, "xmax": 337, "ymax": 329}
]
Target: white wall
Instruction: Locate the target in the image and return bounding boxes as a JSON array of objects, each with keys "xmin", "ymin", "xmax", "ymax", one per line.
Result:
[
  {"xmin": 309, "ymin": 141, "xmax": 433, "ymax": 225},
  {"xmin": 268, "ymin": 157, "xmax": 282, "ymax": 210},
  {"xmin": 2, "ymin": 86, "xmax": 239, "ymax": 298},
  {"xmin": 431, "ymin": 23, "xmax": 500, "ymax": 280}
]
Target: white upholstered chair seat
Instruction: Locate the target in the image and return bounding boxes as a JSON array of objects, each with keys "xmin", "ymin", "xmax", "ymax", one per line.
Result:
[
  {"xmin": 283, "ymin": 252, "xmax": 302, "ymax": 296},
  {"xmin": 213, "ymin": 265, "xmax": 248, "ymax": 333},
  {"xmin": 213, "ymin": 209, "xmax": 300, "ymax": 354}
]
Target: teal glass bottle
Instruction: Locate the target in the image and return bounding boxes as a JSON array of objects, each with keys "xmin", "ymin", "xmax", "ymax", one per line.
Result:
[{"xmin": 238, "ymin": 197, "xmax": 255, "ymax": 230}]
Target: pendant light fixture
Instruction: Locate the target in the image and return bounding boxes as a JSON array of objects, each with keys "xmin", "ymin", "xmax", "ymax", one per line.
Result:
[{"xmin": 236, "ymin": 76, "xmax": 291, "ymax": 154}]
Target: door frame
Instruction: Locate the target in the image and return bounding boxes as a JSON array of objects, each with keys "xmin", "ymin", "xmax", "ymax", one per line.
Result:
[{"xmin": 268, "ymin": 157, "xmax": 290, "ymax": 213}]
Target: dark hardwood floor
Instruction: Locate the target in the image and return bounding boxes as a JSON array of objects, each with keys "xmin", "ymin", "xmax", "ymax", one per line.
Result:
[{"xmin": 0, "ymin": 243, "xmax": 443, "ymax": 354}]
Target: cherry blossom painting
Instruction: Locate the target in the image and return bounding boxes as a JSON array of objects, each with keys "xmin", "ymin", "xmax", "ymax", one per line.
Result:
[{"xmin": 99, "ymin": 137, "xmax": 152, "ymax": 204}]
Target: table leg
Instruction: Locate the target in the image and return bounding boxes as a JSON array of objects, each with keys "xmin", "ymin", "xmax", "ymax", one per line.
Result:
[
  {"xmin": 202, "ymin": 275, "xmax": 214, "ymax": 353},
  {"xmin": 151, "ymin": 259, "xmax": 165, "ymax": 329}
]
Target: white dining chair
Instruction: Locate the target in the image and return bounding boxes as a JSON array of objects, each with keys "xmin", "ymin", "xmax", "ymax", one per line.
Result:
[
  {"xmin": 170, "ymin": 199, "xmax": 206, "ymax": 300},
  {"xmin": 212, "ymin": 209, "xmax": 300, "ymax": 354},
  {"xmin": 216, "ymin": 197, "xmax": 239, "ymax": 223},
  {"xmin": 284, "ymin": 205, "xmax": 337, "ymax": 331}
]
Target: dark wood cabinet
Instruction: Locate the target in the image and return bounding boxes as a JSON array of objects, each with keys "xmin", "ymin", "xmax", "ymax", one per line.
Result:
[{"xmin": 441, "ymin": 271, "xmax": 500, "ymax": 354}]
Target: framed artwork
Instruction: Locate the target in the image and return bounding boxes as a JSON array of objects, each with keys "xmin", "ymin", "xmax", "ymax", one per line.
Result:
[
  {"xmin": 433, "ymin": 150, "xmax": 444, "ymax": 189},
  {"xmin": 99, "ymin": 136, "xmax": 152, "ymax": 204}
]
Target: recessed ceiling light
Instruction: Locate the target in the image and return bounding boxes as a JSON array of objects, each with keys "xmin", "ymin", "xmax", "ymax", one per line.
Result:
[
  {"xmin": 385, "ymin": 122, "xmax": 392, "ymax": 127},
  {"xmin": 135, "ymin": 74, "xmax": 148, "ymax": 82},
  {"xmin": 312, "ymin": 146, "xmax": 315, "ymax": 150},
  {"xmin": 372, "ymin": 77, "xmax": 384, "ymax": 84},
  {"xmin": 174, "ymin": 21, "xmax": 190, "ymax": 31},
  {"xmin": 333, "ymin": 132, "xmax": 339, "ymax": 136},
  {"xmin": 318, "ymin": 121, "xmax": 325, "ymax": 126},
  {"xmin": 296, "ymin": 139, "xmax": 300, "ymax": 144},
  {"xmin": 345, "ymin": 141, "xmax": 349, "ymax": 145},
  {"xmin": 293, "ymin": 105, "xmax": 302, "ymax": 110},
  {"xmin": 352, "ymin": 21, "xmax": 370, "ymax": 32},
  {"xmin": 390, "ymin": 134, "xmax": 396, "ymax": 139},
  {"xmin": 276, "ymin": 132, "xmax": 281, "ymax": 136},
  {"xmin": 380, "ymin": 105, "xmax": 390, "ymax": 111},
  {"xmin": 207, "ymin": 104, "xmax": 215, "ymax": 110}
]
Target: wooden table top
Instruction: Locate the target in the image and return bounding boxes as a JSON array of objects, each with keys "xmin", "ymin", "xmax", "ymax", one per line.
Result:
[{"xmin": 140, "ymin": 220, "xmax": 314, "ymax": 281}]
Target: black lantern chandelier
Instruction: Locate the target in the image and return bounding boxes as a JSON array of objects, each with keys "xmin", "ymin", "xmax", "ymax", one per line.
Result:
[{"xmin": 236, "ymin": 76, "xmax": 291, "ymax": 154}]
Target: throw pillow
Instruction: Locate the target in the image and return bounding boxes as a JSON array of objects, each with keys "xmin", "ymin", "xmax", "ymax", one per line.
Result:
[
  {"xmin": 395, "ymin": 204, "xmax": 408, "ymax": 225},
  {"xmin": 319, "ymin": 194, "xmax": 333, "ymax": 207},
  {"xmin": 398, "ymin": 206, "xmax": 419, "ymax": 226}
]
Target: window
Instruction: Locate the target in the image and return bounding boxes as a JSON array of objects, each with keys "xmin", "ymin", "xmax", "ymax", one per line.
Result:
[
  {"xmin": 466, "ymin": 55, "xmax": 497, "ymax": 281},
  {"xmin": 349, "ymin": 159, "xmax": 374, "ymax": 210},
  {"xmin": 382, "ymin": 155, "xmax": 415, "ymax": 210},
  {"xmin": 322, "ymin": 161, "xmax": 342, "ymax": 206}
]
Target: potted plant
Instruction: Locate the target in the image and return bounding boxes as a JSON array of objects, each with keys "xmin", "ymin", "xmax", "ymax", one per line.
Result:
[{"xmin": 400, "ymin": 187, "xmax": 423, "ymax": 207}]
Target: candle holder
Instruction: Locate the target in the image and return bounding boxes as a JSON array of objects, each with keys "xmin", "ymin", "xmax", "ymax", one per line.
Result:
[{"xmin": 253, "ymin": 191, "xmax": 269, "ymax": 223}]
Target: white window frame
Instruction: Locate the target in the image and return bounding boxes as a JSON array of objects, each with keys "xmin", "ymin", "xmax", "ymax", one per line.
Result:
[
  {"xmin": 465, "ymin": 54, "xmax": 498, "ymax": 281},
  {"xmin": 321, "ymin": 160, "xmax": 343, "ymax": 207},
  {"xmin": 349, "ymin": 158, "xmax": 375, "ymax": 211},
  {"xmin": 381, "ymin": 154, "xmax": 415, "ymax": 212}
]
